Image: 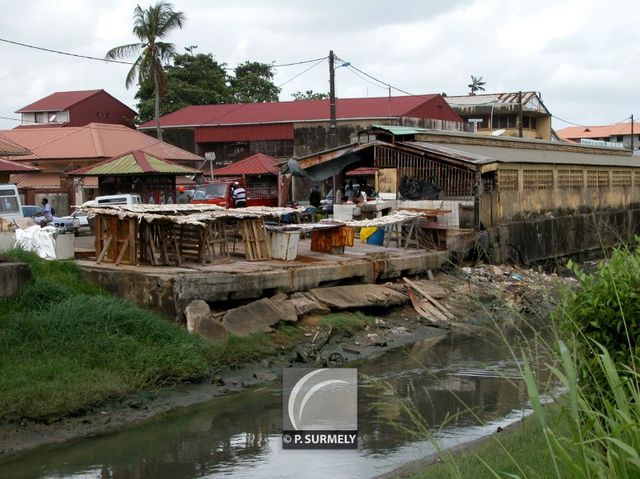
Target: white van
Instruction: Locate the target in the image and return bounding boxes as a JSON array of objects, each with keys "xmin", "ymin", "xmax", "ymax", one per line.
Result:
[
  {"xmin": 0, "ymin": 184, "xmax": 23, "ymax": 221},
  {"xmin": 85, "ymin": 194, "xmax": 142, "ymax": 207}
]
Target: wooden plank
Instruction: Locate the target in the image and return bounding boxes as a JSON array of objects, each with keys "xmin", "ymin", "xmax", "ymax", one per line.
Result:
[
  {"xmin": 96, "ymin": 235, "xmax": 112, "ymax": 264},
  {"xmin": 403, "ymin": 277, "xmax": 455, "ymax": 321},
  {"xmin": 407, "ymin": 288, "xmax": 449, "ymax": 327},
  {"xmin": 115, "ymin": 240, "xmax": 128, "ymax": 266}
]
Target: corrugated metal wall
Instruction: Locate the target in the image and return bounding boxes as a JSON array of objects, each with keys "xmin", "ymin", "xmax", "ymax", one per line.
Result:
[{"xmin": 195, "ymin": 123, "xmax": 294, "ymax": 142}]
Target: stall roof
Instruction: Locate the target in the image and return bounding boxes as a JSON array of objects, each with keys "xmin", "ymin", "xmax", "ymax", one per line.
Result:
[
  {"xmin": 213, "ymin": 153, "xmax": 278, "ymax": 176},
  {"xmin": 69, "ymin": 150, "xmax": 201, "ymax": 176}
]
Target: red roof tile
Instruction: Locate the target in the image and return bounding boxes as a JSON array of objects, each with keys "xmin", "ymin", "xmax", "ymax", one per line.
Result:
[
  {"xmin": 10, "ymin": 173, "xmax": 61, "ymax": 189},
  {"xmin": 0, "ymin": 123, "xmax": 202, "ymax": 162},
  {"xmin": 16, "ymin": 90, "xmax": 103, "ymax": 112},
  {"xmin": 0, "ymin": 158, "xmax": 39, "ymax": 173},
  {"xmin": 139, "ymin": 94, "xmax": 461, "ymax": 128},
  {"xmin": 213, "ymin": 153, "xmax": 279, "ymax": 176}
]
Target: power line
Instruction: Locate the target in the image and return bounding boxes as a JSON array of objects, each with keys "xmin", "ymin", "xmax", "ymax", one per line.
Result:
[
  {"xmin": 0, "ymin": 37, "xmax": 134, "ymax": 65},
  {"xmin": 0, "ymin": 36, "xmax": 327, "ymax": 72},
  {"xmin": 277, "ymin": 57, "xmax": 327, "ymax": 87}
]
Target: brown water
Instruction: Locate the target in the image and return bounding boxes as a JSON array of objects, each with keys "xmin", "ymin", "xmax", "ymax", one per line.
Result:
[{"xmin": 0, "ymin": 333, "xmax": 550, "ymax": 479}]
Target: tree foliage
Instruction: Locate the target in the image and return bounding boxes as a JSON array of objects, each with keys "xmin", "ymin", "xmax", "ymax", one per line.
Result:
[
  {"xmin": 106, "ymin": 1, "xmax": 185, "ymax": 138},
  {"xmin": 292, "ymin": 90, "xmax": 329, "ymax": 101},
  {"xmin": 468, "ymin": 75, "xmax": 486, "ymax": 95},
  {"xmin": 230, "ymin": 61, "xmax": 281, "ymax": 103},
  {"xmin": 135, "ymin": 53, "xmax": 282, "ymax": 123},
  {"xmin": 136, "ymin": 48, "xmax": 231, "ymax": 122}
]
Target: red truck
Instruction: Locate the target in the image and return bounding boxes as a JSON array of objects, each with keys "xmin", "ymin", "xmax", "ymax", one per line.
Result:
[{"xmin": 190, "ymin": 179, "xmax": 278, "ymax": 208}]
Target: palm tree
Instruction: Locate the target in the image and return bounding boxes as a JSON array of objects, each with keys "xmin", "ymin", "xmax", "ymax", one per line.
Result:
[
  {"xmin": 106, "ymin": 2, "xmax": 185, "ymax": 140},
  {"xmin": 468, "ymin": 75, "xmax": 486, "ymax": 95}
]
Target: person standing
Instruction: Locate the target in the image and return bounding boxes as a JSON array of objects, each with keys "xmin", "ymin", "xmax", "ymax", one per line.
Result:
[
  {"xmin": 309, "ymin": 184, "xmax": 321, "ymax": 208},
  {"xmin": 231, "ymin": 181, "xmax": 247, "ymax": 208},
  {"xmin": 176, "ymin": 186, "xmax": 190, "ymax": 204}
]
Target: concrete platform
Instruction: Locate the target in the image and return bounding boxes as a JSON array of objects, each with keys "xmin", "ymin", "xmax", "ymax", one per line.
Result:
[{"xmin": 76, "ymin": 237, "xmax": 449, "ymax": 320}]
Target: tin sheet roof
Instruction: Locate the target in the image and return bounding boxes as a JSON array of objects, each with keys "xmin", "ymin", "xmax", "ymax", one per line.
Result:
[
  {"xmin": 17, "ymin": 90, "xmax": 102, "ymax": 112},
  {"xmin": 0, "ymin": 158, "xmax": 39, "ymax": 173},
  {"xmin": 70, "ymin": 150, "xmax": 201, "ymax": 176},
  {"xmin": 407, "ymin": 141, "xmax": 640, "ymax": 168},
  {"xmin": 9, "ymin": 173, "xmax": 61, "ymax": 189},
  {"xmin": 0, "ymin": 123, "xmax": 202, "ymax": 162},
  {"xmin": 212, "ymin": 153, "xmax": 279, "ymax": 176}
]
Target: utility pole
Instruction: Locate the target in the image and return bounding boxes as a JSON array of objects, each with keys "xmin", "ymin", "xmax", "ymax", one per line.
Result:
[
  {"xmin": 518, "ymin": 91, "xmax": 523, "ymax": 138},
  {"xmin": 631, "ymin": 114, "xmax": 635, "ymax": 150},
  {"xmin": 328, "ymin": 50, "xmax": 337, "ymax": 149}
]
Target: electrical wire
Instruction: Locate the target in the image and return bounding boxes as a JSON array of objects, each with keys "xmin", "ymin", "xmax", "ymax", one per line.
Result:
[{"xmin": 0, "ymin": 37, "xmax": 134, "ymax": 65}]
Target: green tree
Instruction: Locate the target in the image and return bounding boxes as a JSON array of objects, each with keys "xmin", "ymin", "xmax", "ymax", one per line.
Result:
[
  {"xmin": 291, "ymin": 90, "xmax": 329, "ymax": 101},
  {"xmin": 230, "ymin": 61, "xmax": 281, "ymax": 103},
  {"xmin": 135, "ymin": 47, "xmax": 231, "ymax": 122},
  {"xmin": 106, "ymin": 1, "xmax": 185, "ymax": 140},
  {"xmin": 468, "ymin": 75, "xmax": 486, "ymax": 95}
]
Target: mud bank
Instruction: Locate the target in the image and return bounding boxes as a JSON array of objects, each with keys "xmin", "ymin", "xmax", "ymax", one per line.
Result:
[{"xmin": 0, "ymin": 265, "xmax": 567, "ymax": 460}]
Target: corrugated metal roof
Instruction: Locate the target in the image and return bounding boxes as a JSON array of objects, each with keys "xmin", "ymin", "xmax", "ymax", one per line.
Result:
[
  {"xmin": 16, "ymin": 90, "xmax": 102, "ymax": 112},
  {"xmin": 70, "ymin": 150, "xmax": 201, "ymax": 176},
  {"xmin": 406, "ymin": 141, "xmax": 640, "ymax": 168},
  {"xmin": 370, "ymin": 125, "xmax": 426, "ymax": 135},
  {"xmin": 195, "ymin": 123, "xmax": 294, "ymax": 142},
  {"xmin": 0, "ymin": 135, "xmax": 31, "ymax": 156},
  {"xmin": 139, "ymin": 94, "xmax": 461, "ymax": 128},
  {"xmin": 0, "ymin": 158, "xmax": 39, "ymax": 173},
  {"xmin": 557, "ymin": 123, "xmax": 640, "ymax": 140},
  {"xmin": 213, "ymin": 153, "xmax": 279, "ymax": 176},
  {"xmin": 9, "ymin": 173, "xmax": 61, "ymax": 189},
  {"xmin": 445, "ymin": 91, "xmax": 548, "ymax": 114},
  {"xmin": 0, "ymin": 123, "xmax": 202, "ymax": 162}
]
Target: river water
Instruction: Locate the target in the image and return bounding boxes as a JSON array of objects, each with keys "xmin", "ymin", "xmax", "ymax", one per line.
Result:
[{"xmin": 0, "ymin": 332, "xmax": 549, "ymax": 479}]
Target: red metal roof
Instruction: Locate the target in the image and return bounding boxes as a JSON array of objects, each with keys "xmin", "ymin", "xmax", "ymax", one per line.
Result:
[
  {"xmin": 9, "ymin": 173, "xmax": 61, "ymax": 189},
  {"xmin": 213, "ymin": 153, "xmax": 279, "ymax": 176},
  {"xmin": 557, "ymin": 123, "xmax": 640, "ymax": 140},
  {"xmin": 139, "ymin": 94, "xmax": 461, "ymax": 128},
  {"xmin": 0, "ymin": 134, "xmax": 31, "ymax": 156},
  {"xmin": 0, "ymin": 158, "xmax": 39, "ymax": 173},
  {"xmin": 0, "ymin": 123, "xmax": 202, "ymax": 162},
  {"xmin": 195, "ymin": 123, "xmax": 294, "ymax": 142},
  {"xmin": 70, "ymin": 149, "xmax": 201, "ymax": 176},
  {"xmin": 16, "ymin": 90, "xmax": 103, "ymax": 112}
]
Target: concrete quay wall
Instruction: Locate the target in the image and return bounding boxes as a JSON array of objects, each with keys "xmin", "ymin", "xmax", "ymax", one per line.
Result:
[{"xmin": 79, "ymin": 251, "xmax": 448, "ymax": 321}]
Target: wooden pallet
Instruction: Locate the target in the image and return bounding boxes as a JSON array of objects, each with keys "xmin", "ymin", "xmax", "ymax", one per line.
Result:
[{"xmin": 238, "ymin": 218, "xmax": 271, "ymax": 260}]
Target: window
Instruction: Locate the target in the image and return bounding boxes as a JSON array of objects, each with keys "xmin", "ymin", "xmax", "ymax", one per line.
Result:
[
  {"xmin": 523, "ymin": 170, "xmax": 553, "ymax": 190},
  {"xmin": 35, "ymin": 112, "xmax": 46, "ymax": 123},
  {"xmin": 498, "ymin": 169, "xmax": 519, "ymax": 191},
  {"xmin": 558, "ymin": 170, "xmax": 583, "ymax": 189},
  {"xmin": 587, "ymin": 170, "xmax": 609, "ymax": 188},
  {"xmin": 612, "ymin": 170, "xmax": 632, "ymax": 187},
  {"xmin": 616, "ymin": 135, "xmax": 623, "ymax": 142}
]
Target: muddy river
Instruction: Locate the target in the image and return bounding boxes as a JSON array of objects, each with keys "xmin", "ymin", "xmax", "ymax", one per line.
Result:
[{"xmin": 0, "ymin": 332, "xmax": 549, "ymax": 479}]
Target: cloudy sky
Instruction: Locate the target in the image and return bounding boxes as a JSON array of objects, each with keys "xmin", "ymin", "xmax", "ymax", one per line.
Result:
[{"xmin": 0, "ymin": 0, "xmax": 638, "ymax": 130}]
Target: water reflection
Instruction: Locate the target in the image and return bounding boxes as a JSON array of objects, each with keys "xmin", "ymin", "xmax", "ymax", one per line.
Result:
[{"xmin": 0, "ymin": 333, "xmax": 548, "ymax": 479}]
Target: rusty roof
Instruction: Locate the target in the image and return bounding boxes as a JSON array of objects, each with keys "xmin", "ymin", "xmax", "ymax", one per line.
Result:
[
  {"xmin": 0, "ymin": 123, "xmax": 202, "ymax": 162},
  {"xmin": 9, "ymin": 173, "xmax": 61, "ymax": 189},
  {"xmin": 0, "ymin": 134, "xmax": 31, "ymax": 156},
  {"xmin": 213, "ymin": 153, "xmax": 279, "ymax": 176},
  {"xmin": 70, "ymin": 150, "xmax": 201, "ymax": 176},
  {"xmin": 445, "ymin": 91, "xmax": 550, "ymax": 115},
  {"xmin": 0, "ymin": 158, "xmax": 39, "ymax": 173}
]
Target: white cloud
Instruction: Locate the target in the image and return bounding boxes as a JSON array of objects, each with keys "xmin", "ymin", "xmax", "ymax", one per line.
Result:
[{"xmin": 0, "ymin": 0, "xmax": 638, "ymax": 129}]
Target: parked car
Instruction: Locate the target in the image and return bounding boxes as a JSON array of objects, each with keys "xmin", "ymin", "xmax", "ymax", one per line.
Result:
[
  {"xmin": 0, "ymin": 184, "xmax": 22, "ymax": 222},
  {"xmin": 22, "ymin": 204, "xmax": 80, "ymax": 235}
]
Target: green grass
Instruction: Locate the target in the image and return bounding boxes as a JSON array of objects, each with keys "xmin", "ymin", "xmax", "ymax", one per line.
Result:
[
  {"xmin": 416, "ymin": 406, "xmax": 571, "ymax": 479},
  {"xmin": 0, "ymin": 251, "xmax": 214, "ymax": 420},
  {"xmin": 319, "ymin": 311, "xmax": 372, "ymax": 335}
]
